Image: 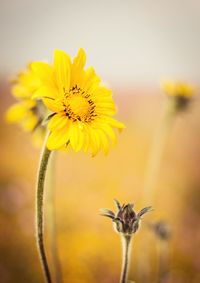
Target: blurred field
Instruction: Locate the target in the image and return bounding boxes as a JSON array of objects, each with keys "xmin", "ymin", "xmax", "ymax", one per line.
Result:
[{"xmin": 1, "ymin": 80, "xmax": 200, "ymax": 283}]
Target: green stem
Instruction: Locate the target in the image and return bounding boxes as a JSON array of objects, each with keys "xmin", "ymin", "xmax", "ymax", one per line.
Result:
[
  {"xmin": 47, "ymin": 152, "xmax": 63, "ymax": 283},
  {"xmin": 36, "ymin": 143, "xmax": 52, "ymax": 283},
  {"xmin": 142, "ymin": 99, "xmax": 176, "ymax": 205},
  {"xmin": 157, "ymin": 240, "xmax": 170, "ymax": 283},
  {"xmin": 138, "ymin": 100, "xmax": 176, "ymax": 283},
  {"xmin": 120, "ymin": 235, "xmax": 132, "ymax": 283}
]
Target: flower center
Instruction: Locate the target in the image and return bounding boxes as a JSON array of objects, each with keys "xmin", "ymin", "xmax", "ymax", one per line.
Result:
[
  {"xmin": 63, "ymin": 85, "xmax": 96, "ymax": 122},
  {"xmin": 69, "ymin": 96, "xmax": 90, "ymax": 117}
]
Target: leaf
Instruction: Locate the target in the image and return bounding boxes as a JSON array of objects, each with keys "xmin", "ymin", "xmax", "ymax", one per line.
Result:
[
  {"xmin": 99, "ymin": 208, "xmax": 115, "ymax": 219},
  {"xmin": 137, "ymin": 206, "xmax": 153, "ymax": 218},
  {"xmin": 113, "ymin": 199, "xmax": 121, "ymax": 210}
]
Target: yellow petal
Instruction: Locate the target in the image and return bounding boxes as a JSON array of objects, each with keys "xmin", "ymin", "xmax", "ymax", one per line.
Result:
[
  {"xmin": 72, "ymin": 48, "xmax": 86, "ymax": 73},
  {"xmin": 82, "ymin": 125, "xmax": 90, "ymax": 153},
  {"xmin": 33, "ymin": 85, "xmax": 58, "ymax": 100},
  {"xmin": 5, "ymin": 101, "xmax": 36, "ymax": 123},
  {"xmin": 70, "ymin": 122, "xmax": 84, "ymax": 152},
  {"xmin": 97, "ymin": 109, "xmax": 116, "ymax": 116},
  {"xmin": 54, "ymin": 49, "xmax": 71, "ymax": 92},
  {"xmin": 46, "ymin": 121, "xmax": 72, "ymax": 150},
  {"xmin": 176, "ymin": 84, "xmax": 193, "ymax": 97},
  {"xmin": 161, "ymin": 81, "xmax": 176, "ymax": 96},
  {"xmin": 20, "ymin": 68, "xmax": 41, "ymax": 91},
  {"xmin": 94, "ymin": 122, "xmax": 116, "ymax": 145},
  {"xmin": 44, "ymin": 97, "xmax": 64, "ymax": 113},
  {"xmin": 71, "ymin": 48, "xmax": 86, "ymax": 86},
  {"xmin": 95, "ymin": 101, "xmax": 116, "ymax": 115},
  {"xmin": 21, "ymin": 113, "xmax": 38, "ymax": 132},
  {"xmin": 97, "ymin": 129, "xmax": 109, "ymax": 155},
  {"xmin": 87, "ymin": 127, "xmax": 101, "ymax": 156},
  {"xmin": 80, "ymin": 66, "xmax": 100, "ymax": 93},
  {"xmin": 12, "ymin": 84, "xmax": 30, "ymax": 98},
  {"xmin": 48, "ymin": 114, "xmax": 68, "ymax": 131},
  {"xmin": 92, "ymin": 86, "xmax": 113, "ymax": 99},
  {"xmin": 101, "ymin": 116, "xmax": 126, "ymax": 130},
  {"xmin": 31, "ymin": 62, "xmax": 55, "ymax": 88},
  {"xmin": 6, "ymin": 103, "xmax": 27, "ymax": 123}
]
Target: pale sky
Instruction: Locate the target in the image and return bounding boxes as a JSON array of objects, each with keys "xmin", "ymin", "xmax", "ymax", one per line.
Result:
[{"xmin": 1, "ymin": 0, "xmax": 200, "ymax": 84}]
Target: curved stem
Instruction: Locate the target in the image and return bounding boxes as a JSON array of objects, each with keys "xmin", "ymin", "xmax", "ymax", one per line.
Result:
[
  {"xmin": 36, "ymin": 142, "xmax": 52, "ymax": 283},
  {"xmin": 120, "ymin": 235, "xmax": 132, "ymax": 283},
  {"xmin": 47, "ymin": 152, "xmax": 63, "ymax": 283}
]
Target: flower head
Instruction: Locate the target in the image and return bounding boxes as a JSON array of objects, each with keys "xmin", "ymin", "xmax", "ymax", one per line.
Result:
[
  {"xmin": 6, "ymin": 65, "xmax": 48, "ymax": 145},
  {"xmin": 148, "ymin": 220, "xmax": 171, "ymax": 241},
  {"xmin": 161, "ymin": 81, "xmax": 194, "ymax": 111},
  {"xmin": 31, "ymin": 48, "xmax": 125, "ymax": 155},
  {"xmin": 100, "ymin": 199, "xmax": 152, "ymax": 235}
]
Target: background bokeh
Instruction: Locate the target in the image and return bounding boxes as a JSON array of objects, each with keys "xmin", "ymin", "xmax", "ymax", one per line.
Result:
[{"xmin": 1, "ymin": 1, "xmax": 200, "ymax": 283}]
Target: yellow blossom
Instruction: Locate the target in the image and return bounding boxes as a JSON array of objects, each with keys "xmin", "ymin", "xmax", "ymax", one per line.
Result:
[
  {"xmin": 11, "ymin": 67, "xmax": 41, "ymax": 99},
  {"xmin": 161, "ymin": 81, "xmax": 194, "ymax": 111},
  {"xmin": 31, "ymin": 48, "xmax": 125, "ymax": 155},
  {"xmin": 6, "ymin": 66, "xmax": 47, "ymax": 144},
  {"xmin": 161, "ymin": 81, "xmax": 194, "ymax": 98}
]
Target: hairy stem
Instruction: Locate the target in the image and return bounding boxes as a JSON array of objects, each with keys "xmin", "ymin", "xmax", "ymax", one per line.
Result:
[
  {"xmin": 47, "ymin": 152, "xmax": 63, "ymax": 283},
  {"xmin": 120, "ymin": 235, "xmax": 132, "ymax": 283},
  {"xmin": 36, "ymin": 143, "xmax": 52, "ymax": 283}
]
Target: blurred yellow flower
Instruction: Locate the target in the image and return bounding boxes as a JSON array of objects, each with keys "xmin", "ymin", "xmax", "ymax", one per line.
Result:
[
  {"xmin": 6, "ymin": 66, "xmax": 47, "ymax": 145},
  {"xmin": 161, "ymin": 81, "xmax": 194, "ymax": 98},
  {"xmin": 11, "ymin": 67, "xmax": 41, "ymax": 99},
  {"xmin": 161, "ymin": 81, "xmax": 194, "ymax": 111},
  {"xmin": 32, "ymin": 48, "xmax": 125, "ymax": 155}
]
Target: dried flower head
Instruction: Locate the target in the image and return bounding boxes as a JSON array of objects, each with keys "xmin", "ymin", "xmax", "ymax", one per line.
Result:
[
  {"xmin": 161, "ymin": 81, "xmax": 194, "ymax": 112},
  {"xmin": 31, "ymin": 48, "xmax": 125, "ymax": 155},
  {"xmin": 100, "ymin": 199, "xmax": 153, "ymax": 235},
  {"xmin": 148, "ymin": 220, "xmax": 171, "ymax": 241}
]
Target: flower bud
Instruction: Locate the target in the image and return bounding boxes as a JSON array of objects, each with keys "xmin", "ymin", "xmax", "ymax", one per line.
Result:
[
  {"xmin": 149, "ymin": 221, "xmax": 171, "ymax": 241},
  {"xmin": 100, "ymin": 199, "xmax": 153, "ymax": 236}
]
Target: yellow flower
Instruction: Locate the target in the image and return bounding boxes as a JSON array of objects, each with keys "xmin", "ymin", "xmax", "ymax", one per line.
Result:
[
  {"xmin": 11, "ymin": 67, "xmax": 41, "ymax": 99},
  {"xmin": 6, "ymin": 66, "xmax": 48, "ymax": 144},
  {"xmin": 31, "ymin": 48, "xmax": 125, "ymax": 155},
  {"xmin": 161, "ymin": 81, "xmax": 194, "ymax": 111},
  {"xmin": 161, "ymin": 81, "xmax": 194, "ymax": 98}
]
